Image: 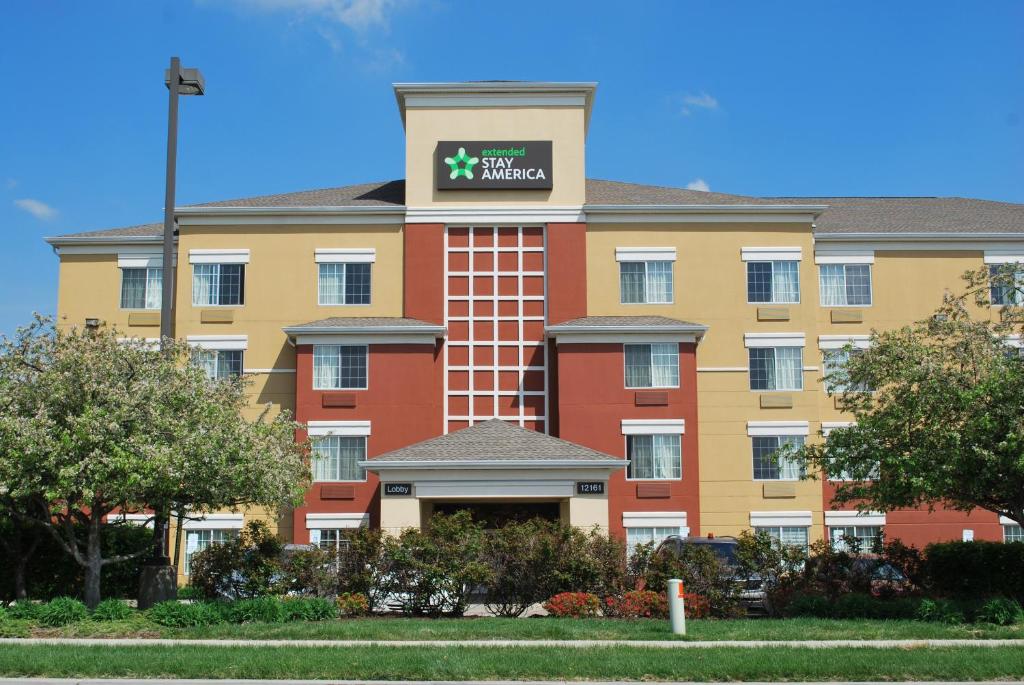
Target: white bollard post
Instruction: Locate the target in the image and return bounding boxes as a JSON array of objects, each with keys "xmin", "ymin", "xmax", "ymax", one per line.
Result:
[{"xmin": 667, "ymin": 578, "xmax": 686, "ymax": 635}]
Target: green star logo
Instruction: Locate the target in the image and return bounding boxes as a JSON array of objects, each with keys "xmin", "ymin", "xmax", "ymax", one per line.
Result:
[{"xmin": 444, "ymin": 147, "xmax": 480, "ymax": 180}]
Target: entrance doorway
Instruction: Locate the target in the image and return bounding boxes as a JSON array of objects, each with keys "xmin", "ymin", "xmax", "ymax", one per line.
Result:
[{"xmin": 430, "ymin": 501, "xmax": 560, "ymax": 529}]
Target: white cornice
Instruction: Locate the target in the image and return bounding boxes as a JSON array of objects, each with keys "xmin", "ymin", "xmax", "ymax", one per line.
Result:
[
  {"xmin": 546, "ymin": 323, "xmax": 707, "ymax": 346},
  {"xmin": 175, "ymin": 206, "xmax": 405, "ymax": 226},
  {"xmin": 586, "ymin": 205, "xmax": 824, "ymax": 224},
  {"xmin": 363, "ymin": 459, "xmax": 626, "ymax": 470},
  {"xmin": 405, "ymin": 205, "xmax": 585, "ymax": 225}
]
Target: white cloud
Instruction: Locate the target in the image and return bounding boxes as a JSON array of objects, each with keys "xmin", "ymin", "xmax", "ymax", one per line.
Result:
[
  {"xmin": 228, "ymin": 0, "xmax": 403, "ymax": 32},
  {"xmin": 681, "ymin": 92, "xmax": 719, "ymax": 116},
  {"xmin": 14, "ymin": 198, "xmax": 58, "ymax": 220},
  {"xmin": 686, "ymin": 179, "xmax": 710, "ymax": 192}
]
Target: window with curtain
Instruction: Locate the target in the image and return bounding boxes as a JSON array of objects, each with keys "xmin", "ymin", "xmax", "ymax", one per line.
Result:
[
  {"xmin": 184, "ymin": 529, "xmax": 234, "ymax": 575},
  {"xmin": 989, "ymin": 265, "xmax": 1024, "ymax": 305},
  {"xmin": 313, "ymin": 345, "xmax": 368, "ymax": 389},
  {"xmin": 823, "ymin": 349, "xmax": 870, "ymax": 393},
  {"xmin": 747, "ymin": 260, "xmax": 800, "ymax": 303},
  {"xmin": 625, "ymin": 526, "xmax": 680, "ymax": 557},
  {"xmin": 624, "ymin": 343, "xmax": 679, "ymax": 388},
  {"xmin": 312, "ymin": 436, "xmax": 366, "ymax": 482},
  {"xmin": 1004, "ymin": 525, "xmax": 1023, "ymax": 542},
  {"xmin": 748, "ymin": 346, "xmax": 803, "ymax": 391},
  {"xmin": 619, "ymin": 261, "xmax": 673, "ymax": 304},
  {"xmin": 819, "ymin": 264, "xmax": 872, "ymax": 306},
  {"xmin": 312, "ymin": 529, "xmax": 352, "ymax": 553},
  {"xmin": 192, "ymin": 264, "xmax": 245, "ymax": 306},
  {"xmin": 830, "ymin": 525, "xmax": 882, "ymax": 552},
  {"xmin": 120, "ymin": 267, "xmax": 162, "ymax": 309},
  {"xmin": 318, "ymin": 263, "xmax": 372, "ymax": 305},
  {"xmin": 192, "ymin": 349, "xmax": 243, "ymax": 380},
  {"xmin": 752, "ymin": 435, "xmax": 804, "ymax": 480},
  {"xmin": 754, "ymin": 525, "xmax": 809, "ymax": 552},
  {"xmin": 627, "ymin": 434, "xmax": 682, "ymax": 480}
]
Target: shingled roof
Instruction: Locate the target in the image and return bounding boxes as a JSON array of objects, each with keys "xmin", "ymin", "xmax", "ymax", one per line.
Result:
[
  {"xmin": 285, "ymin": 316, "xmax": 442, "ymax": 331},
  {"xmin": 367, "ymin": 418, "xmax": 621, "ymax": 464},
  {"xmin": 548, "ymin": 315, "xmax": 706, "ymax": 330}
]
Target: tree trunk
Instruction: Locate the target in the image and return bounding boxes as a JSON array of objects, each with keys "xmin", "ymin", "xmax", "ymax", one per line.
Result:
[
  {"xmin": 83, "ymin": 515, "xmax": 103, "ymax": 609},
  {"xmin": 13, "ymin": 556, "xmax": 29, "ymax": 600}
]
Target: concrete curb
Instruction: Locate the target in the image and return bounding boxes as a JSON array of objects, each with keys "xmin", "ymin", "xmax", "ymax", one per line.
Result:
[{"xmin": 0, "ymin": 638, "xmax": 1022, "ymax": 649}]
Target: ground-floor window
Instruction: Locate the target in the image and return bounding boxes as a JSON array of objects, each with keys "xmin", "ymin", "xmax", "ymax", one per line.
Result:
[
  {"xmin": 830, "ymin": 525, "xmax": 882, "ymax": 552},
  {"xmin": 1004, "ymin": 524, "xmax": 1023, "ymax": 542},
  {"xmin": 755, "ymin": 525, "xmax": 809, "ymax": 552},
  {"xmin": 310, "ymin": 528, "xmax": 352, "ymax": 552},
  {"xmin": 625, "ymin": 526, "xmax": 681, "ymax": 557},
  {"xmin": 184, "ymin": 529, "xmax": 235, "ymax": 575}
]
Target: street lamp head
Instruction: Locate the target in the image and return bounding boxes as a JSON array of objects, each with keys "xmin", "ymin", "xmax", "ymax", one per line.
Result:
[{"xmin": 165, "ymin": 67, "xmax": 205, "ymax": 96}]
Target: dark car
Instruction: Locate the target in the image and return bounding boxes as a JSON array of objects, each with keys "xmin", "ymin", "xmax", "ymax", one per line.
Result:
[{"xmin": 654, "ymin": 535, "xmax": 768, "ymax": 612}]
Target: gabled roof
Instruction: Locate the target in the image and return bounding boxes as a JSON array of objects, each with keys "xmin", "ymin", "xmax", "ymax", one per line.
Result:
[
  {"xmin": 548, "ymin": 315, "xmax": 706, "ymax": 330},
  {"xmin": 366, "ymin": 418, "xmax": 621, "ymax": 465},
  {"xmin": 283, "ymin": 317, "xmax": 444, "ymax": 337}
]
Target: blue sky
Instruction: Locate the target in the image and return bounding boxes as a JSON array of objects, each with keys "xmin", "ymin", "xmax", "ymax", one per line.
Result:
[{"xmin": 1, "ymin": 1, "xmax": 1022, "ymax": 335}]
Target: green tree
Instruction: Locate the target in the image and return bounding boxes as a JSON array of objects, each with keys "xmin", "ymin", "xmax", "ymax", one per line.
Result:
[
  {"xmin": 796, "ymin": 267, "xmax": 1024, "ymax": 527},
  {"xmin": 0, "ymin": 317, "xmax": 310, "ymax": 607}
]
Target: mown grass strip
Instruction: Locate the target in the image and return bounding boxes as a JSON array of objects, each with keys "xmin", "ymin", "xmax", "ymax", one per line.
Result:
[{"xmin": 0, "ymin": 644, "xmax": 1022, "ymax": 681}]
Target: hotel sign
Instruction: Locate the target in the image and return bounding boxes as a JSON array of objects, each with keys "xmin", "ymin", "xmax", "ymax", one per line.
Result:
[
  {"xmin": 436, "ymin": 141, "xmax": 553, "ymax": 190},
  {"xmin": 384, "ymin": 483, "xmax": 413, "ymax": 497}
]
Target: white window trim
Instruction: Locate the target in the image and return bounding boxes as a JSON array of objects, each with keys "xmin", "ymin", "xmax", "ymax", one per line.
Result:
[
  {"xmin": 118, "ymin": 253, "xmax": 164, "ymax": 268},
  {"xmin": 825, "ymin": 510, "xmax": 886, "ymax": 527},
  {"xmin": 188, "ymin": 248, "xmax": 250, "ymax": 264},
  {"xmin": 818, "ymin": 335, "xmax": 871, "ymax": 350},
  {"xmin": 750, "ymin": 510, "xmax": 812, "ymax": 527},
  {"xmin": 182, "ymin": 513, "xmax": 245, "ymax": 531},
  {"xmin": 622, "ymin": 511, "xmax": 687, "ymax": 528},
  {"xmin": 623, "ymin": 342, "xmax": 681, "ymax": 390},
  {"xmin": 621, "ymin": 419, "xmax": 685, "ymax": 435},
  {"xmin": 624, "ymin": 432, "xmax": 683, "ymax": 482},
  {"xmin": 312, "ymin": 344, "xmax": 370, "ymax": 391},
  {"xmin": 741, "ymin": 246, "xmax": 802, "ymax": 262},
  {"xmin": 999, "ymin": 516, "xmax": 1018, "ymax": 526},
  {"xmin": 615, "ymin": 247, "xmax": 677, "ymax": 262},
  {"xmin": 984, "ymin": 252, "xmax": 1024, "ymax": 265},
  {"xmin": 315, "ymin": 248, "xmax": 376, "ymax": 264},
  {"xmin": 748, "ymin": 421, "xmax": 810, "ymax": 437},
  {"xmin": 317, "ymin": 262, "xmax": 373, "ymax": 307},
  {"xmin": 815, "ymin": 251, "xmax": 875, "ymax": 265},
  {"xmin": 744, "ymin": 333, "xmax": 806, "ymax": 348},
  {"xmin": 305, "ymin": 513, "xmax": 369, "ymax": 529},
  {"xmin": 186, "ymin": 335, "xmax": 249, "ymax": 351},
  {"xmin": 821, "ymin": 421, "xmax": 855, "ymax": 437},
  {"xmin": 307, "ymin": 420, "xmax": 372, "ymax": 437},
  {"xmin": 618, "ymin": 260, "xmax": 675, "ymax": 305}
]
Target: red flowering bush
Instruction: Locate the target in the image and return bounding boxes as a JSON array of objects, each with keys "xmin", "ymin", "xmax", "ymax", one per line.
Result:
[
  {"xmin": 543, "ymin": 592, "xmax": 600, "ymax": 618},
  {"xmin": 683, "ymin": 592, "xmax": 710, "ymax": 618},
  {"xmin": 336, "ymin": 592, "xmax": 370, "ymax": 617},
  {"xmin": 603, "ymin": 590, "xmax": 669, "ymax": 619}
]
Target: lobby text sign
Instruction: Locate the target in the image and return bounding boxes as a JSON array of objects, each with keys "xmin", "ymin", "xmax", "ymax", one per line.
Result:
[{"xmin": 436, "ymin": 141, "xmax": 553, "ymax": 190}]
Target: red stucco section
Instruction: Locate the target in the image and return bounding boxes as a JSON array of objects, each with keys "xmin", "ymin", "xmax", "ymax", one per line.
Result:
[
  {"xmin": 404, "ymin": 223, "xmax": 445, "ymax": 325},
  {"xmin": 292, "ymin": 342, "xmax": 443, "ymax": 542},
  {"xmin": 555, "ymin": 341, "xmax": 701, "ymax": 538},
  {"xmin": 545, "ymin": 223, "xmax": 588, "ymax": 325}
]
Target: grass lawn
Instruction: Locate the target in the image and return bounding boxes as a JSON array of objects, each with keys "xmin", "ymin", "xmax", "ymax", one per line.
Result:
[
  {"xmin": 0, "ymin": 644, "xmax": 1021, "ymax": 681},
  {"xmin": 9, "ymin": 616, "xmax": 1022, "ymax": 641}
]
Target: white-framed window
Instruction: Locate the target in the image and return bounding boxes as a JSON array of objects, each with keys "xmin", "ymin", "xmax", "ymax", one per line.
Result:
[
  {"xmin": 989, "ymin": 265, "xmax": 1024, "ymax": 306},
  {"xmin": 310, "ymin": 528, "xmax": 352, "ymax": 552},
  {"xmin": 120, "ymin": 267, "xmax": 162, "ymax": 309},
  {"xmin": 749, "ymin": 347, "xmax": 803, "ymax": 391},
  {"xmin": 193, "ymin": 349, "xmax": 243, "ymax": 380},
  {"xmin": 624, "ymin": 343, "xmax": 679, "ymax": 388},
  {"xmin": 1004, "ymin": 524, "xmax": 1023, "ymax": 543},
  {"xmin": 819, "ymin": 264, "xmax": 872, "ymax": 307},
  {"xmin": 626, "ymin": 434, "xmax": 682, "ymax": 480},
  {"xmin": 313, "ymin": 344, "xmax": 368, "ymax": 390},
  {"xmin": 755, "ymin": 525, "xmax": 809, "ymax": 552},
  {"xmin": 620, "ymin": 261, "xmax": 673, "ymax": 304},
  {"xmin": 625, "ymin": 526, "xmax": 681, "ymax": 557},
  {"xmin": 830, "ymin": 525, "xmax": 882, "ymax": 552},
  {"xmin": 192, "ymin": 263, "xmax": 245, "ymax": 306},
  {"xmin": 747, "ymin": 261, "xmax": 800, "ymax": 304},
  {"xmin": 752, "ymin": 435, "xmax": 805, "ymax": 480},
  {"xmin": 318, "ymin": 263, "xmax": 371, "ymax": 305},
  {"xmin": 312, "ymin": 435, "xmax": 366, "ymax": 482},
  {"xmin": 822, "ymin": 348, "xmax": 871, "ymax": 393},
  {"xmin": 184, "ymin": 528, "xmax": 234, "ymax": 575}
]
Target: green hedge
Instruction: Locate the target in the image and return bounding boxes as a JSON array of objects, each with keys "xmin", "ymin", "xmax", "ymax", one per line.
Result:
[{"xmin": 923, "ymin": 541, "xmax": 1024, "ymax": 601}]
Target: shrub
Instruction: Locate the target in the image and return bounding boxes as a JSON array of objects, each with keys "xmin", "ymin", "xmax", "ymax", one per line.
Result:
[
  {"xmin": 603, "ymin": 590, "xmax": 668, "ymax": 619},
  {"xmin": 916, "ymin": 598, "xmax": 965, "ymax": 624},
  {"xmin": 283, "ymin": 597, "xmax": 337, "ymax": 621},
  {"xmin": 223, "ymin": 596, "xmax": 288, "ymax": 623},
  {"xmin": 923, "ymin": 541, "xmax": 1024, "ymax": 602},
  {"xmin": 189, "ymin": 521, "xmax": 287, "ymax": 600},
  {"xmin": 38, "ymin": 596, "xmax": 89, "ymax": 626},
  {"xmin": 636, "ymin": 539, "xmax": 746, "ymax": 618},
  {"xmin": 682, "ymin": 592, "xmax": 711, "ymax": 619},
  {"xmin": 335, "ymin": 527, "xmax": 394, "ymax": 613},
  {"xmin": 975, "ymin": 597, "xmax": 1024, "ymax": 626},
  {"xmin": 283, "ymin": 547, "xmax": 337, "ymax": 598},
  {"xmin": 336, "ymin": 592, "xmax": 370, "ymax": 617},
  {"xmin": 544, "ymin": 592, "xmax": 600, "ymax": 618},
  {"xmin": 6, "ymin": 602, "xmax": 40, "ymax": 620},
  {"xmin": 147, "ymin": 600, "xmax": 223, "ymax": 627},
  {"xmin": 91, "ymin": 599, "xmax": 134, "ymax": 621}
]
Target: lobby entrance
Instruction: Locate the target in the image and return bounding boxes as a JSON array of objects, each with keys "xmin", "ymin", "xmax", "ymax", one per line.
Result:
[{"xmin": 430, "ymin": 500, "xmax": 561, "ymax": 528}]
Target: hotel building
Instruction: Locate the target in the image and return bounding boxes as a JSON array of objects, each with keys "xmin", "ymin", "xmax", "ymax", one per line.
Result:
[{"xmin": 46, "ymin": 82, "xmax": 1024, "ymax": 573}]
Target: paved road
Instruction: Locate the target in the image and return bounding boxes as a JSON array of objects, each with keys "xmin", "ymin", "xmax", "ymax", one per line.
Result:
[{"xmin": 1, "ymin": 637, "xmax": 1022, "ymax": 649}]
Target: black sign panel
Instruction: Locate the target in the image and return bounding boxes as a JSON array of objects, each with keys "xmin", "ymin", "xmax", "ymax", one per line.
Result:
[
  {"xmin": 384, "ymin": 483, "xmax": 412, "ymax": 497},
  {"xmin": 436, "ymin": 141, "xmax": 553, "ymax": 190},
  {"xmin": 576, "ymin": 481, "xmax": 605, "ymax": 495}
]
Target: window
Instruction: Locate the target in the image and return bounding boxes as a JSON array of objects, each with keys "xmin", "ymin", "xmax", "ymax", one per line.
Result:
[
  {"xmin": 312, "ymin": 529, "xmax": 351, "ymax": 552},
  {"xmin": 624, "ymin": 343, "xmax": 679, "ymax": 388},
  {"xmin": 193, "ymin": 349, "xmax": 243, "ymax": 380},
  {"xmin": 1004, "ymin": 524, "xmax": 1023, "ymax": 543},
  {"xmin": 625, "ymin": 526, "xmax": 680, "ymax": 557},
  {"xmin": 313, "ymin": 345, "xmax": 368, "ymax": 390},
  {"xmin": 184, "ymin": 529, "xmax": 234, "ymax": 575},
  {"xmin": 989, "ymin": 265, "xmax": 1024, "ymax": 306},
  {"xmin": 752, "ymin": 435, "xmax": 805, "ymax": 480},
  {"xmin": 822, "ymin": 349, "xmax": 869, "ymax": 393},
  {"xmin": 747, "ymin": 261, "xmax": 800, "ymax": 303},
  {"xmin": 312, "ymin": 436, "xmax": 366, "ymax": 482},
  {"xmin": 627, "ymin": 434, "xmax": 682, "ymax": 480},
  {"xmin": 192, "ymin": 264, "xmax": 245, "ymax": 306},
  {"xmin": 755, "ymin": 525, "xmax": 809, "ymax": 551},
  {"xmin": 319, "ymin": 263, "xmax": 371, "ymax": 305},
  {"xmin": 830, "ymin": 525, "xmax": 882, "ymax": 552},
  {"xmin": 749, "ymin": 347, "xmax": 803, "ymax": 391},
  {"xmin": 819, "ymin": 264, "xmax": 872, "ymax": 306},
  {"xmin": 120, "ymin": 267, "xmax": 162, "ymax": 309},
  {"xmin": 620, "ymin": 261, "xmax": 673, "ymax": 304}
]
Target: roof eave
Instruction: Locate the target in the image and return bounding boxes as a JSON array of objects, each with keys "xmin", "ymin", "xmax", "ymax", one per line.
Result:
[
  {"xmin": 283, "ymin": 326, "xmax": 446, "ymax": 336},
  {"xmin": 45, "ymin": 235, "xmax": 165, "ymax": 246},
  {"xmin": 362, "ymin": 459, "xmax": 627, "ymax": 470},
  {"xmin": 175, "ymin": 206, "xmax": 406, "ymax": 216},
  {"xmin": 814, "ymin": 231, "xmax": 1024, "ymax": 241},
  {"xmin": 586, "ymin": 203, "xmax": 827, "ymax": 215}
]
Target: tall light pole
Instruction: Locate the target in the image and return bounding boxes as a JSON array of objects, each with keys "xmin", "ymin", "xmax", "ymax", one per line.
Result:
[{"xmin": 140, "ymin": 56, "xmax": 204, "ymax": 609}]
